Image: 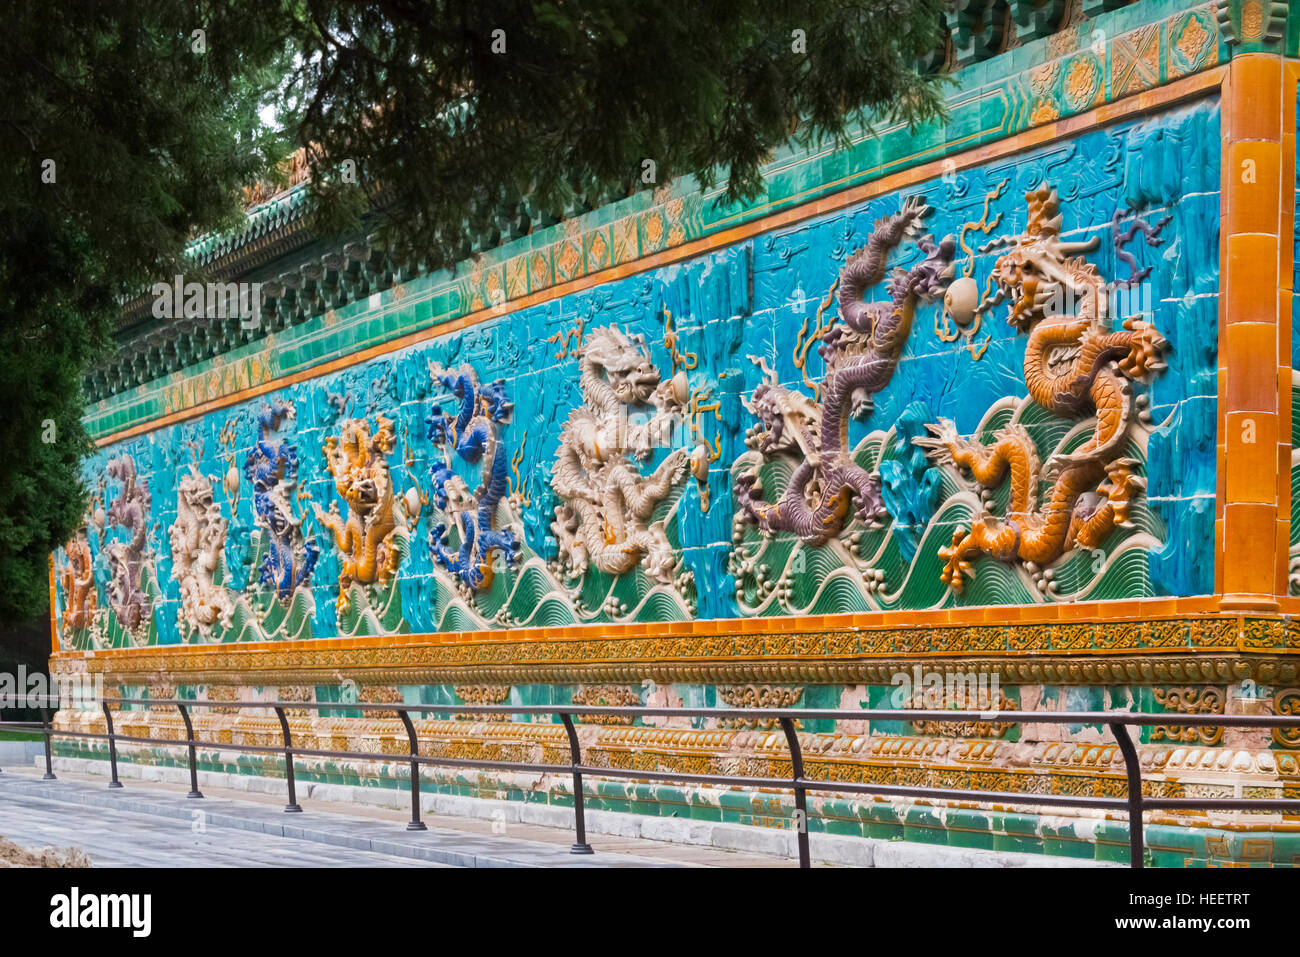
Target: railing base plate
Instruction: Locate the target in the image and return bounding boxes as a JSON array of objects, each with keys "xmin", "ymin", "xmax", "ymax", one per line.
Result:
[
  {"xmin": 406, "ymin": 821, "xmax": 428, "ymax": 832},
  {"xmin": 570, "ymin": 843, "xmax": 594, "ymax": 855},
  {"xmin": 284, "ymin": 804, "xmax": 303, "ymax": 813}
]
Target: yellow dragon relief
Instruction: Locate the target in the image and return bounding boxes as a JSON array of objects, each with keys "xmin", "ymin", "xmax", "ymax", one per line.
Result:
[
  {"xmin": 60, "ymin": 532, "xmax": 97, "ymax": 635},
  {"xmin": 312, "ymin": 414, "xmax": 415, "ymax": 615},
  {"xmin": 917, "ymin": 186, "xmax": 1170, "ymax": 591}
]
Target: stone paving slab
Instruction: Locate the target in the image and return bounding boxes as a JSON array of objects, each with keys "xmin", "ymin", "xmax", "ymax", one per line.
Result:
[
  {"xmin": 0, "ymin": 772, "xmax": 685, "ymax": 868},
  {"xmin": 38, "ymin": 760, "xmax": 798, "ymax": 866},
  {"xmin": 0, "ymin": 785, "xmax": 430, "ymax": 868}
]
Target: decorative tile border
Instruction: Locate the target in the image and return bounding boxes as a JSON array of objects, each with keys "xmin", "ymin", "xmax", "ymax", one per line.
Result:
[{"xmin": 49, "ymin": 613, "xmax": 1300, "ymax": 687}]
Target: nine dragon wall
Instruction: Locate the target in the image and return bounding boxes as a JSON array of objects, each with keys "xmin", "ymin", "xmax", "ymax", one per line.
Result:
[{"xmin": 53, "ymin": 98, "xmax": 1220, "ymax": 650}]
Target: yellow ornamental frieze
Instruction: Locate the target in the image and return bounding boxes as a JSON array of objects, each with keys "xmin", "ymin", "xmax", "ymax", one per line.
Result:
[
  {"xmin": 58, "ymin": 615, "xmax": 1300, "ymax": 687},
  {"xmin": 703, "ymin": 635, "xmax": 735, "ymax": 657},
  {"xmin": 825, "ymin": 632, "xmax": 857, "ymax": 656},
  {"xmin": 933, "ymin": 627, "xmax": 965, "ymax": 652},
  {"xmin": 823, "ymin": 763, "xmax": 858, "ymax": 785},
  {"xmin": 552, "ymin": 642, "xmax": 583, "ymax": 662},
  {"xmin": 766, "ymin": 634, "xmax": 795, "ymax": 656},
  {"xmin": 970, "ymin": 627, "xmax": 1006, "ymax": 653},
  {"xmin": 540, "ymin": 746, "xmax": 567, "ymax": 765},
  {"xmin": 1283, "ymin": 619, "xmax": 1300, "ymax": 647},
  {"xmin": 1054, "ymin": 623, "xmax": 1094, "ymax": 651},
  {"xmin": 1006, "ymin": 626, "xmax": 1042, "ymax": 652},
  {"xmin": 1145, "ymin": 620, "xmax": 1191, "ymax": 648},
  {"xmin": 1140, "ymin": 620, "xmax": 1171, "ymax": 647},
  {"xmin": 933, "ymin": 628, "xmax": 966, "ymax": 653},
  {"xmin": 862, "ymin": 629, "xmax": 894, "ymax": 654},
  {"xmin": 791, "ymin": 632, "xmax": 825, "ymax": 656},
  {"xmin": 629, "ymin": 752, "xmax": 658, "ymax": 773},
  {"xmin": 1191, "ymin": 618, "xmax": 1239, "ymax": 648},
  {"xmin": 1051, "ymin": 773, "xmax": 1109, "ymax": 798},
  {"xmin": 897, "ymin": 766, "xmax": 929, "ymax": 788},
  {"xmin": 1128, "ymin": 621, "xmax": 1159, "ymax": 650},
  {"xmin": 966, "ymin": 769, "xmax": 1008, "ymax": 792},
  {"xmin": 1242, "ymin": 617, "xmax": 1283, "ymax": 650},
  {"xmin": 1102, "ymin": 622, "xmax": 1145, "ymax": 650}
]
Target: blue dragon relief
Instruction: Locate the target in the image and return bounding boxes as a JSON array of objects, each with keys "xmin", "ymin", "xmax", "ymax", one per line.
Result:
[
  {"xmin": 244, "ymin": 401, "xmax": 319, "ymax": 599},
  {"xmin": 426, "ymin": 363, "xmax": 522, "ymax": 592}
]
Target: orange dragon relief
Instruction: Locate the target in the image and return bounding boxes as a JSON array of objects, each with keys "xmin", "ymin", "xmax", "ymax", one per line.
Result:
[
  {"xmin": 60, "ymin": 532, "xmax": 97, "ymax": 633},
  {"xmin": 312, "ymin": 414, "xmax": 418, "ymax": 614},
  {"xmin": 917, "ymin": 186, "xmax": 1170, "ymax": 591}
]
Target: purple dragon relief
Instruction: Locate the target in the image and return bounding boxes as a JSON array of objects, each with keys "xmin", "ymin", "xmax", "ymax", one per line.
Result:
[
  {"xmin": 104, "ymin": 454, "xmax": 154, "ymax": 633},
  {"xmin": 735, "ymin": 197, "xmax": 955, "ymax": 545}
]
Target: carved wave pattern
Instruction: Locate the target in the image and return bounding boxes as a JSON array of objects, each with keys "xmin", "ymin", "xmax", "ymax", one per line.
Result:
[{"xmin": 731, "ymin": 395, "xmax": 1164, "ymax": 616}]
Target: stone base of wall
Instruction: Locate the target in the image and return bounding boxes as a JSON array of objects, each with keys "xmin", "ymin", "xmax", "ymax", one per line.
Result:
[
  {"xmin": 46, "ymin": 752, "xmax": 1118, "ymax": 868},
  {"xmin": 47, "ymin": 659, "xmax": 1300, "ymax": 868},
  {"xmin": 48, "ymin": 739, "xmax": 1298, "ymax": 867}
]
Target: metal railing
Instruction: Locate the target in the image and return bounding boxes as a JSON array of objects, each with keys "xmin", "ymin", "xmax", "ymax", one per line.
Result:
[{"xmin": 4, "ymin": 696, "xmax": 1300, "ymax": 868}]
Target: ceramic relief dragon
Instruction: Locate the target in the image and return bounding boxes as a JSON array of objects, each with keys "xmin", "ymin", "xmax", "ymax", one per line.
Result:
[
  {"xmin": 169, "ymin": 465, "xmax": 234, "ymax": 639},
  {"xmin": 313, "ymin": 414, "xmax": 413, "ymax": 613},
  {"xmin": 59, "ymin": 532, "xmax": 97, "ymax": 634},
  {"xmin": 104, "ymin": 455, "xmax": 154, "ymax": 635},
  {"xmin": 550, "ymin": 324, "xmax": 691, "ymax": 585},
  {"xmin": 245, "ymin": 401, "xmax": 319, "ymax": 600},
  {"xmin": 916, "ymin": 186, "xmax": 1170, "ymax": 591},
  {"xmin": 427, "ymin": 363, "xmax": 522, "ymax": 592},
  {"xmin": 734, "ymin": 197, "xmax": 956, "ymax": 544}
]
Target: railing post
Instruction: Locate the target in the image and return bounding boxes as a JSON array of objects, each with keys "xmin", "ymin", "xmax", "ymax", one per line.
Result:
[
  {"xmin": 39, "ymin": 707, "xmax": 56, "ymax": 780},
  {"xmin": 559, "ymin": 712, "xmax": 594, "ymax": 855},
  {"xmin": 779, "ymin": 716, "xmax": 811, "ymax": 869},
  {"xmin": 1109, "ymin": 721, "xmax": 1145, "ymax": 869},
  {"xmin": 397, "ymin": 709, "xmax": 427, "ymax": 831},
  {"xmin": 102, "ymin": 702, "xmax": 123, "ymax": 789},
  {"xmin": 273, "ymin": 706, "xmax": 302, "ymax": 813},
  {"xmin": 176, "ymin": 703, "xmax": 203, "ymax": 799}
]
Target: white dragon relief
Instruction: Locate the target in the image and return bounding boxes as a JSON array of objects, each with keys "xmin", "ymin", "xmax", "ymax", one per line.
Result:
[
  {"xmin": 169, "ymin": 465, "xmax": 234, "ymax": 640},
  {"xmin": 550, "ymin": 324, "xmax": 692, "ymax": 588}
]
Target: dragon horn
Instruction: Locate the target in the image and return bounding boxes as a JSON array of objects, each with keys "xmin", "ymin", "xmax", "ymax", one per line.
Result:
[{"xmin": 1055, "ymin": 235, "xmax": 1102, "ymax": 255}]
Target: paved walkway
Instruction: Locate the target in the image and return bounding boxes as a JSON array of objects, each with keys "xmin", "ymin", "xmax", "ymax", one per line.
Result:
[
  {"xmin": 0, "ymin": 780, "xmax": 433, "ymax": 867},
  {"xmin": 0, "ymin": 769, "xmax": 786, "ymax": 867}
]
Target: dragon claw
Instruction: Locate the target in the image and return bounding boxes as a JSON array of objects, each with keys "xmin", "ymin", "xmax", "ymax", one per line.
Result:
[{"xmin": 937, "ymin": 526, "xmax": 975, "ymax": 592}]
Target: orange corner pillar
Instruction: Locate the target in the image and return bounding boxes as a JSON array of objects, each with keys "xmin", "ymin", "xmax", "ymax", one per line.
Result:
[{"xmin": 1219, "ymin": 53, "xmax": 1289, "ymax": 612}]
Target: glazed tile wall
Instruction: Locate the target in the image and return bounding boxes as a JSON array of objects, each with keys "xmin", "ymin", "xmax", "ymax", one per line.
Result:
[{"xmin": 52, "ymin": 99, "xmax": 1222, "ymax": 648}]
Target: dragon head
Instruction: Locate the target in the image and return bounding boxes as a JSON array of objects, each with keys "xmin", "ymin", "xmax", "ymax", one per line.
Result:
[
  {"xmin": 977, "ymin": 186, "xmax": 1103, "ymax": 334},
  {"xmin": 743, "ymin": 357, "xmax": 821, "ymax": 456},
  {"xmin": 176, "ymin": 466, "xmax": 215, "ymax": 513},
  {"xmin": 324, "ymin": 417, "xmax": 397, "ymax": 515},
  {"xmin": 258, "ymin": 399, "xmax": 295, "ymax": 437},
  {"xmin": 583, "ymin": 324, "xmax": 662, "ymax": 405}
]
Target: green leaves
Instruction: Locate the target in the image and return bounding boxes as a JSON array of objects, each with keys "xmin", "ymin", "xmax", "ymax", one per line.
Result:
[
  {"xmin": 0, "ymin": 1, "xmax": 293, "ymax": 624},
  {"xmin": 284, "ymin": 0, "xmax": 949, "ymax": 270}
]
